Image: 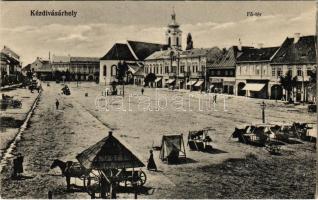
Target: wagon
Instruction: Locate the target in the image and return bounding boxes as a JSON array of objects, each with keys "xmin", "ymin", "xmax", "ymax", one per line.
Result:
[{"xmin": 1, "ymin": 95, "xmax": 22, "ymax": 109}]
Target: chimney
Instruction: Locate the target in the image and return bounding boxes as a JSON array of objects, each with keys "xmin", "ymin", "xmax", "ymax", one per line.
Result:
[
  {"xmin": 257, "ymin": 43, "xmax": 263, "ymax": 49},
  {"xmin": 238, "ymin": 38, "xmax": 242, "ymax": 51},
  {"xmin": 109, "ymin": 131, "xmax": 113, "ymax": 136},
  {"xmin": 294, "ymin": 33, "xmax": 300, "ymax": 44}
]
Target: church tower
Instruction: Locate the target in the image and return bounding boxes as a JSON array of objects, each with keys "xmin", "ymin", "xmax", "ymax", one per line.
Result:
[{"xmin": 166, "ymin": 8, "xmax": 182, "ymax": 50}]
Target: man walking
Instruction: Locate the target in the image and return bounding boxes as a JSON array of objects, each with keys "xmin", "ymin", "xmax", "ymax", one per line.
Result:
[
  {"xmin": 56, "ymin": 99, "xmax": 59, "ymax": 110},
  {"xmin": 141, "ymin": 88, "xmax": 144, "ymax": 95}
]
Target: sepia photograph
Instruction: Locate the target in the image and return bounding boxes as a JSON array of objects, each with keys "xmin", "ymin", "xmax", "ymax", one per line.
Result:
[{"xmin": 0, "ymin": 1, "xmax": 317, "ymax": 199}]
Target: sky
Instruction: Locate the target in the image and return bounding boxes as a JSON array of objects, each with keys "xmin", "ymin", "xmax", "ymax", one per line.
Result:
[{"xmin": 0, "ymin": 1, "xmax": 316, "ymax": 65}]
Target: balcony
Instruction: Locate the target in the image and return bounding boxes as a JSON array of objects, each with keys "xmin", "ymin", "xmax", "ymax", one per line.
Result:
[{"xmin": 168, "ymin": 72, "xmax": 176, "ymax": 77}]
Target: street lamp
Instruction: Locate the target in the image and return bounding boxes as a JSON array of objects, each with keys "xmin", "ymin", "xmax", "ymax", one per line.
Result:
[{"xmin": 260, "ymin": 101, "xmax": 266, "ymax": 124}]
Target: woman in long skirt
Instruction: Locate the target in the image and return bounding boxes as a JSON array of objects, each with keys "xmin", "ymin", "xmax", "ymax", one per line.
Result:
[{"xmin": 147, "ymin": 150, "xmax": 157, "ymax": 171}]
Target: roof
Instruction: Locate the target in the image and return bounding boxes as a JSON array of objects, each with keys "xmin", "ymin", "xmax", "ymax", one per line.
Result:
[
  {"xmin": 0, "ymin": 52, "xmax": 20, "ymax": 65},
  {"xmin": 237, "ymin": 47, "xmax": 279, "ymax": 63},
  {"xmin": 145, "ymin": 47, "xmax": 222, "ymax": 61},
  {"xmin": 52, "ymin": 55, "xmax": 71, "ymax": 63},
  {"xmin": 145, "ymin": 49, "xmax": 181, "ymax": 60},
  {"xmin": 36, "ymin": 62, "xmax": 52, "ymax": 72},
  {"xmin": 271, "ymin": 35, "xmax": 317, "ymax": 65},
  {"xmin": 1, "ymin": 46, "xmax": 20, "ymax": 60},
  {"xmin": 76, "ymin": 132, "xmax": 145, "ymax": 170},
  {"xmin": 22, "ymin": 64, "xmax": 31, "ymax": 71},
  {"xmin": 209, "ymin": 46, "xmax": 253, "ymax": 68},
  {"xmin": 100, "ymin": 43, "xmax": 136, "ymax": 61},
  {"xmin": 127, "ymin": 40, "xmax": 168, "ymax": 61},
  {"xmin": 127, "ymin": 63, "xmax": 141, "ymax": 74},
  {"xmin": 134, "ymin": 66, "xmax": 145, "ymax": 76},
  {"xmin": 70, "ymin": 57, "xmax": 100, "ymax": 63}
]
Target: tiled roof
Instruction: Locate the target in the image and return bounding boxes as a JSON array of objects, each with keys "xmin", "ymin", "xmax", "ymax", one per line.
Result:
[
  {"xmin": 271, "ymin": 35, "xmax": 317, "ymax": 64},
  {"xmin": 100, "ymin": 43, "xmax": 136, "ymax": 61},
  {"xmin": 0, "ymin": 52, "xmax": 20, "ymax": 65},
  {"xmin": 127, "ymin": 40, "xmax": 168, "ymax": 61},
  {"xmin": 209, "ymin": 46, "xmax": 253, "ymax": 68},
  {"xmin": 237, "ymin": 47, "xmax": 279, "ymax": 63},
  {"xmin": 70, "ymin": 57, "xmax": 100, "ymax": 62},
  {"xmin": 145, "ymin": 47, "xmax": 222, "ymax": 62},
  {"xmin": 145, "ymin": 49, "xmax": 181, "ymax": 60}
]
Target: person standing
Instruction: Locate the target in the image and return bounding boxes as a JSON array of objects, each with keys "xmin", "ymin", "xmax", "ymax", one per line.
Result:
[
  {"xmin": 12, "ymin": 153, "xmax": 23, "ymax": 178},
  {"xmin": 141, "ymin": 88, "xmax": 144, "ymax": 95},
  {"xmin": 55, "ymin": 99, "xmax": 59, "ymax": 110},
  {"xmin": 147, "ymin": 150, "xmax": 157, "ymax": 171}
]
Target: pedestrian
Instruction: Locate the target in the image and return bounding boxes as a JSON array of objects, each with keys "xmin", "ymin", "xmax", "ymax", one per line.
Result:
[
  {"xmin": 147, "ymin": 150, "xmax": 157, "ymax": 171},
  {"xmin": 56, "ymin": 99, "xmax": 59, "ymax": 110},
  {"xmin": 141, "ymin": 88, "xmax": 144, "ymax": 95},
  {"xmin": 213, "ymin": 94, "xmax": 217, "ymax": 104},
  {"xmin": 12, "ymin": 153, "xmax": 23, "ymax": 179}
]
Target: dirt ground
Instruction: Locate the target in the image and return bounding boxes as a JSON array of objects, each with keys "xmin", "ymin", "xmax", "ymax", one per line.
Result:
[{"xmin": 0, "ymin": 82, "xmax": 316, "ymax": 199}]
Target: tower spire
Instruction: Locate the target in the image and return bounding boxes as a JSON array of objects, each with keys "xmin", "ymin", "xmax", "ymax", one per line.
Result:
[{"xmin": 172, "ymin": 6, "xmax": 176, "ymax": 21}]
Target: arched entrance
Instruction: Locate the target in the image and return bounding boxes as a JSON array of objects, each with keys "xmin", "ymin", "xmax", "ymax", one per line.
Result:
[
  {"xmin": 237, "ymin": 82, "xmax": 246, "ymax": 96},
  {"xmin": 271, "ymin": 85, "xmax": 283, "ymax": 100}
]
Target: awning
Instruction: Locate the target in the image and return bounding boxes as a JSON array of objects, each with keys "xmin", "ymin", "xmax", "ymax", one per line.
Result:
[
  {"xmin": 194, "ymin": 80, "xmax": 204, "ymax": 87},
  {"xmin": 166, "ymin": 79, "xmax": 175, "ymax": 84},
  {"xmin": 155, "ymin": 77, "xmax": 162, "ymax": 83},
  {"xmin": 186, "ymin": 80, "xmax": 197, "ymax": 86},
  {"xmin": 242, "ymin": 83, "xmax": 265, "ymax": 91}
]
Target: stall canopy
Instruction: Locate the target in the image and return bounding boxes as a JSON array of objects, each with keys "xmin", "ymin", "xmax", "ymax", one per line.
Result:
[
  {"xmin": 155, "ymin": 77, "xmax": 162, "ymax": 83},
  {"xmin": 166, "ymin": 79, "xmax": 175, "ymax": 84},
  {"xmin": 242, "ymin": 83, "xmax": 265, "ymax": 91},
  {"xmin": 194, "ymin": 80, "xmax": 204, "ymax": 87},
  {"xmin": 159, "ymin": 134, "xmax": 186, "ymax": 161},
  {"xmin": 186, "ymin": 80, "xmax": 197, "ymax": 86},
  {"xmin": 76, "ymin": 132, "xmax": 145, "ymax": 170}
]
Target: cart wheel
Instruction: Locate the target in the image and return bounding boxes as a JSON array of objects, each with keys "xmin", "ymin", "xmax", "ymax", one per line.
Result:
[{"xmin": 137, "ymin": 171, "xmax": 147, "ymax": 186}]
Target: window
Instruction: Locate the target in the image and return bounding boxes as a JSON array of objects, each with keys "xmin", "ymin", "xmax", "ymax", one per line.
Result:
[
  {"xmin": 111, "ymin": 65, "xmax": 117, "ymax": 76},
  {"xmin": 176, "ymin": 37, "xmax": 179, "ymax": 46},
  {"xmin": 103, "ymin": 65, "xmax": 107, "ymax": 76},
  {"xmin": 277, "ymin": 67, "xmax": 283, "ymax": 77},
  {"xmin": 271, "ymin": 67, "xmax": 276, "ymax": 77},
  {"xmin": 229, "ymin": 70, "xmax": 234, "ymax": 76},
  {"xmin": 297, "ymin": 67, "xmax": 302, "ymax": 76},
  {"xmin": 180, "ymin": 65, "xmax": 185, "ymax": 73},
  {"xmin": 217, "ymin": 70, "xmax": 221, "ymax": 76},
  {"xmin": 168, "ymin": 37, "xmax": 171, "ymax": 46},
  {"xmin": 256, "ymin": 66, "xmax": 260, "ymax": 75},
  {"xmin": 225, "ymin": 70, "xmax": 228, "ymax": 76},
  {"xmin": 211, "ymin": 70, "xmax": 215, "ymax": 76},
  {"xmin": 307, "ymin": 67, "xmax": 312, "ymax": 76}
]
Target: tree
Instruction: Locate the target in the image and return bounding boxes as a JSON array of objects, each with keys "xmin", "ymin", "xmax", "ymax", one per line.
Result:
[
  {"xmin": 116, "ymin": 61, "xmax": 129, "ymax": 96},
  {"xmin": 186, "ymin": 33, "xmax": 193, "ymax": 50},
  {"xmin": 280, "ymin": 70, "xmax": 297, "ymax": 102},
  {"xmin": 144, "ymin": 73, "xmax": 157, "ymax": 87}
]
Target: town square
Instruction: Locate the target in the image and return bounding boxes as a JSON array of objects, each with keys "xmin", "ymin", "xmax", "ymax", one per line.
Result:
[{"xmin": 0, "ymin": 1, "xmax": 316, "ymax": 199}]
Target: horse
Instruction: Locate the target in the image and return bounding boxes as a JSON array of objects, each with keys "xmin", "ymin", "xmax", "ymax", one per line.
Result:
[{"xmin": 50, "ymin": 159, "xmax": 91, "ymax": 190}]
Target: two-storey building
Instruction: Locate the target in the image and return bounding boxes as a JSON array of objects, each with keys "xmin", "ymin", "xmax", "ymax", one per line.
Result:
[
  {"xmin": 51, "ymin": 55, "xmax": 100, "ymax": 81},
  {"xmin": 271, "ymin": 34, "xmax": 317, "ymax": 102},
  {"xmin": 207, "ymin": 46, "xmax": 252, "ymax": 94},
  {"xmin": 235, "ymin": 46, "xmax": 279, "ymax": 98},
  {"xmin": 145, "ymin": 47, "xmax": 222, "ymax": 90}
]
